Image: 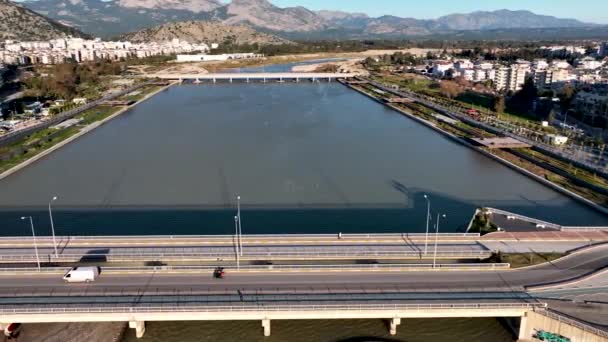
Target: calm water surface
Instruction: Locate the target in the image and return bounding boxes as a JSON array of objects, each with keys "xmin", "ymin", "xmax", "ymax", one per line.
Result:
[{"xmin": 0, "ymin": 82, "xmax": 605, "ymax": 235}]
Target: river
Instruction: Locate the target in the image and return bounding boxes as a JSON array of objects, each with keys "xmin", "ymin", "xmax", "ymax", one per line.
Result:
[
  {"xmin": 0, "ymin": 81, "xmax": 605, "ymax": 235},
  {"xmin": 120, "ymin": 318, "xmax": 515, "ymax": 342}
]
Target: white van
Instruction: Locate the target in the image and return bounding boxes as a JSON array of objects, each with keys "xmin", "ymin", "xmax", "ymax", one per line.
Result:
[{"xmin": 62, "ymin": 266, "xmax": 99, "ymax": 283}]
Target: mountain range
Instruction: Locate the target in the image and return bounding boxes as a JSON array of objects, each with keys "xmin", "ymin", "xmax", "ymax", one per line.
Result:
[
  {"xmin": 21, "ymin": 0, "xmax": 599, "ymax": 39},
  {"xmin": 119, "ymin": 21, "xmax": 288, "ymax": 45},
  {"xmin": 0, "ymin": 0, "xmax": 87, "ymax": 41}
]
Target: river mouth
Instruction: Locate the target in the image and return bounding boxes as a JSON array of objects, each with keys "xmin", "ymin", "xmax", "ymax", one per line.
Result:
[{"xmin": 0, "ymin": 82, "xmax": 606, "ymax": 235}]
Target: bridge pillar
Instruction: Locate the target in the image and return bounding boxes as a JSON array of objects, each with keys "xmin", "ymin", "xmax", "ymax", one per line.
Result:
[
  {"xmin": 262, "ymin": 319, "xmax": 271, "ymax": 336},
  {"xmin": 389, "ymin": 317, "xmax": 401, "ymax": 335},
  {"xmin": 230, "ymin": 78, "xmax": 233, "ymax": 83},
  {"xmin": 246, "ymin": 78, "xmax": 250, "ymax": 83},
  {"xmin": 213, "ymin": 78, "xmax": 216, "ymax": 83},
  {"xmin": 129, "ymin": 321, "xmax": 146, "ymax": 338},
  {"xmin": 518, "ymin": 314, "xmax": 528, "ymax": 340},
  {"xmin": 296, "ymin": 78, "xmax": 299, "ymax": 82}
]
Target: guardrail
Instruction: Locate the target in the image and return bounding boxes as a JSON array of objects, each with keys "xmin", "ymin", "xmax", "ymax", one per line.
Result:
[
  {"xmin": 561, "ymin": 226, "xmax": 608, "ymax": 231},
  {"xmin": 0, "ymin": 233, "xmax": 480, "ymax": 241},
  {"xmin": 0, "ymin": 263, "xmax": 510, "ymax": 274},
  {"xmin": 0, "ymin": 302, "xmax": 543, "ymax": 315},
  {"xmin": 0, "ymin": 250, "xmax": 491, "ymax": 261},
  {"xmin": 483, "ymin": 208, "xmax": 562, "ymax": 230},
  {"xmin": 534, "ymin": 308, "xmax": 608, "ymax": 338}
]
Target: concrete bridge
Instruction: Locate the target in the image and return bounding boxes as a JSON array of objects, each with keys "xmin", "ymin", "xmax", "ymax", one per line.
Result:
[
  {"xmin": 0, "ymin": 243, "xmax": 605, "ymax": 339},
  {"xmin": 145, "ymin": 72, "xmax": 359, "ymax": 83}
]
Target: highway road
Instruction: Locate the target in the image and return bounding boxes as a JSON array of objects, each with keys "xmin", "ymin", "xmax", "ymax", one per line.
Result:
[
  {"xmin": 0, "ymin": 244, "xmax": 605, "ymax": 307},
  {"xmin": 0, "ymin": 241, "xmax": 598, "ymax": 264}
]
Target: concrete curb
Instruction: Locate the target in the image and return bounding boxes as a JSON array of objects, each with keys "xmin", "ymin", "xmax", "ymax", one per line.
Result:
[
  {"xmin": 506, "ymin": 242, "xmax": 608, "ymax": 272},
  {"xmin": 526, "ymin": 267, "xmax": 608, "ymax": 292},
  {"xmin": 0, "ymin": 82, "xmax": 175, "ymax": 181}
]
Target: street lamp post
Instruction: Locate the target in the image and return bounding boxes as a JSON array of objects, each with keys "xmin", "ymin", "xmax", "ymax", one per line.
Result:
[
  {"xmin": 48, "ymin": 196, "xmax": 58, "ymax": 257},
  {"xmin": 423, "ymin": 195, "xmax": 430, "ymax": 254},
  {"xmin": 21, "ymin": 216, "xmax": 40, "ymax": 271},
  {"xmin": 433, "ymin": 213, "xmax": 446, "ymax": 269},
  {"xmin": 234, "ymin": 216, "xmax": 240, "ymax": 270},
  {"xmin": 237, "ymin": 195, "xmax": 243, "ymax": 256}
]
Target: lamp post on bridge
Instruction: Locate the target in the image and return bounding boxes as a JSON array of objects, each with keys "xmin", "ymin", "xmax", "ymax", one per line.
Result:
[
  {"xmin": 234, "ymin": 215, "xmax": 240, "ymax": 270},
  {"xmin": 433, "ymin": 213, "xmax": 446, "ymax": 269},
  {"xmin": 423, "ymin": 194, "xmax": 430, "ymax": 255},
  {"xmin": 21, "ymin": 216, "xmax": 40, "ymax": 272},
  {"xmin": 237, "ymin": 195, "xmax": 243, "ymax": 257},
  {"xmin": 48, "ymin": 196, "xmax": 58, "ymax": 258}
]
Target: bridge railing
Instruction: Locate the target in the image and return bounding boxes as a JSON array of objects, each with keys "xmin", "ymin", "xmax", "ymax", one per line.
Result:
[
  {"xmin": 534, "ymin": 308, "xmax": 608, "ymax": 338},
  {"xmin": 0, "ymin": 233, "xmax": 480, "ymax": 241},
  {"xmin": 0, "ymin": 263, "xmax": 510, "ymax": 274},
  {"xmin": 0, "ymin": 302, "xmax": 543, "ymax": 315},
  {"xmin": 0, "ymin": 250, "xmax": 492, "ymax": 261}
]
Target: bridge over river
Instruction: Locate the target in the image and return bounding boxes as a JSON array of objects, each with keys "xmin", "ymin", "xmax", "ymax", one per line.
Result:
[{"xmin": 145, "ymin": 72, "xmax": 359, "ymax": 82}]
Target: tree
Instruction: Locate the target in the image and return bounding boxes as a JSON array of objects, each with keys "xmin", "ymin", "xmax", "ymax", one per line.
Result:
[
  {"xmin": 558, "ymin": 83, "xmax": 576, "ymax": 112},
  {"xmin": 439, "ymin": 81, "xmax": 463, "ymax": 99},
  {"xmin": 508, "ymin": 77, "xmax": 538, "ymax": 115},
  {"xmin": 493, "ymin": 96, "xmax": 505, "ymax": 117}
]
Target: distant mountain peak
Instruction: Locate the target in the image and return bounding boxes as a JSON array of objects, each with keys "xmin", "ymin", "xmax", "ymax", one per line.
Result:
[
  {"xmin": 18, "ymin": 0, "xmax": 597, "ymax": 39},
  {"xmin": 0, "ymin": 0, "xmax": 88, "ymax": 41}
]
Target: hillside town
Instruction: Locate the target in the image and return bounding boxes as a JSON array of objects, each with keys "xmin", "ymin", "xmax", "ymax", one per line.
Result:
[{"xmin": 0, "ymin": 37, "xmax": 212, "ymax": 65}]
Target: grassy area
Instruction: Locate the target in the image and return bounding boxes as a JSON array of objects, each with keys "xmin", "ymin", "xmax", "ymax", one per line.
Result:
[
  {"xmin": 517, "ymin": 148, "xmax": 608, "ymax": 190},
  {"xmin": 492, "ymin": 149, "xmax": 608, "ymax": 206},
  {"xmin": 486, "ymin": 252, "xmax": 565, "ymax": 268},
  {"xmin": 78, "ymin": 106, "xmax": 117, "ymax": 125},
  {"xmin": 0, "ymin": 126, "xmax": 81, "ymax": 173},
  {"xmin": 117, "ymin": 85, "xmax": 164, "ymax": 102},
  {"xmin": 374, "ymin": 73, "xmax": 544, "ymax": 127}
]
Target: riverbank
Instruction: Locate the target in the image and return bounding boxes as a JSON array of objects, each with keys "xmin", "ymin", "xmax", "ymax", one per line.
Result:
[
  {"xmin": 340, "ymin": 79, "xmax": 608, "ymax": 217},
  {"xmin": 0, "ymin": 81, "xmax": 175, "ymax": 181},
  {"xmin": 135, "ymin": 48, "xmax": 447, "ymax": 75}
]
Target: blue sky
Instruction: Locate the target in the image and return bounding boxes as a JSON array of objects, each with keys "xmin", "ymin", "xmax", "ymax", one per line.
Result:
[{"xmin": 270, "ymin": 0, "xmax": 608, "ymax": 24}]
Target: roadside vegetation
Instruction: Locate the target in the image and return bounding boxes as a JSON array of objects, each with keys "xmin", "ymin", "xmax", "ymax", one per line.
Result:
[{"xmin": 485, "ymin": 251, "xmax": 565, "ymax": 268}]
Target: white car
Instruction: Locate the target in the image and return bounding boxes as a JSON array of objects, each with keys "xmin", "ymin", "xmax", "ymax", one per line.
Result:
[{"xmin": 62, "ymin": 266, "xmax": 100, "ymax": 283}]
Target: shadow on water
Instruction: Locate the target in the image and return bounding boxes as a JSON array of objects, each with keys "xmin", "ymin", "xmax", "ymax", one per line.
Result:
[{"xmin": 0, "ymin": 186, "xmax": 600, "ymax": 236}]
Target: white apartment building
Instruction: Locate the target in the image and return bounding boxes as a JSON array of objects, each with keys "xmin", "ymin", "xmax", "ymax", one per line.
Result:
[
  {"xmin": 0, "ymin": 37, "xmax": 211, "ymax": 65},
  {"xmin": 578, "ymin": 57, "xmax": 605, "ymax": 70},
  {"xmin": 431, "ymin": 61, "xmax": 454, "ymax": 77}
]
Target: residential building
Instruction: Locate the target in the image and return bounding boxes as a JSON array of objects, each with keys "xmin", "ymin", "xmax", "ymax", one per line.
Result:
[
  {"xmin": 572, "ymin": 90, "xmax": 608, "ymax": 126},
  {"xmin": 598, "ymin": 42, "xmax": 608, "ymax": 57},
  {"xmin": 1, "ymin": 37, "xmax": 211, "ymax": 65}
]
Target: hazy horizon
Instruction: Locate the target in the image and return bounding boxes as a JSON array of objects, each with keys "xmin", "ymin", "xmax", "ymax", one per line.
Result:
[{"xmin": 15, "ymin": 0, "xmax": 607, "ymax": 24}]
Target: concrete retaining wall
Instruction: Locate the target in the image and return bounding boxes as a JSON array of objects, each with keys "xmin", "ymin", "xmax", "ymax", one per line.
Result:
[{"xmin": 519, "ymin": 310, "xmax": 607, "ymax": 342}]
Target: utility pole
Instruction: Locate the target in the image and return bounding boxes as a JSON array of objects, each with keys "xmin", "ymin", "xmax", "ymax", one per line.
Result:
[
  {"xmin": 21, "ymin": 216, "xmax": 40, "ymax": 271},
  {"xmin": 48, "ymin": 196, "xmax": 58, "ymax": 257},
  {"xmin": 234, "ymin": 216, "xmax": 240, "ymax": 270},
  {"xmin": 423, "ymin": 194, "xmax": 430, "ymax": 254},
  {"xmin": 433, "ymin": 213, "xmax": 446, "ymax": 269},
  {"xmin": 237, "ymin": 195, "xmax": 243, "ymax": 256}
]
